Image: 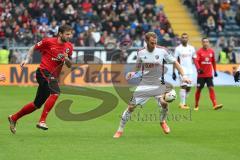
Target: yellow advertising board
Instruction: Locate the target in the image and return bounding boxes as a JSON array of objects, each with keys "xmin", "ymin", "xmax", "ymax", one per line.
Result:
[{"xmin": 0, "ymin": 64, "xmax": 128, "ymax": 86}]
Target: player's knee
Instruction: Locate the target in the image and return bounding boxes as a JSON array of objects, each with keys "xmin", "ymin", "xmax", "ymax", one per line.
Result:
[
  {"xmin": 51, "ymin": 94, "xmax": 60, "ymax": 98},
  {"xmin": 197, "ymin": 86, "xmax": 203, "ymax": 90},
  {"xmin": 160, "ymin": 100, "xmax": 168, "ymax": 108},
  {"xmin": 33, "ymin": 102, "xmax": 42, "ymax": 109},
  {"xmin": 208, "ymin": 86, "xmax": 214, "ymax": 90},
  {"xmin": 181, "ymin": 85, "xmax": 187, "ymax": 89},
  {"xmin": 186, "ymin": 87, "xmax": 191, "ymax": 92},
  {"xmin": 127, "ymin": 104, "xmax": 136, "ymax": 112}
]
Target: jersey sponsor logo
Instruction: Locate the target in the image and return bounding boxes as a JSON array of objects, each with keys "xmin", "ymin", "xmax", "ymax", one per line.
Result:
[
  {"xmin": 143, "ymin": 63, "xmax": 160, "ymax": 68},
  {"xmin": 201, "ymin": 61, "xmax": 211, "ymax": 64},
  {"xmin": 52, "ymin": 53, "xmax": 65, "ymax": 61},
  {"xmin": 181, "ymin": 53, "xmax": 191, "ymax": 58},
  {"xmin": 65, "ymin": 48, "xmax": 70, "ymax": 53},
  {"xmin": 155, "ymin": 55, "xmax": 159, "ymax": 59}
]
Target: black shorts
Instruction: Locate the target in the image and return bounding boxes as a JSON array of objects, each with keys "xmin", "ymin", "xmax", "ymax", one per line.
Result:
[
  {"xmin": 33, "ymin": 68, "xmax": 60, "ymax": 108},
  {"xmin": 197, "ymin": 77, "xmax": 214, "ymax": 88}
]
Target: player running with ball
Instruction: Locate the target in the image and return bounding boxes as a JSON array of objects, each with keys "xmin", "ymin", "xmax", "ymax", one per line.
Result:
[
  {"xmin": 113, "ymin": 32, "xmax": 191, "ymax": 138},
  {"xmin": 194, "ymin": 37, "xmax": 223, "ymax": 111},
  {"xmin": 8, "ymin": 25, "xmax": 73, "ymax": 134}
]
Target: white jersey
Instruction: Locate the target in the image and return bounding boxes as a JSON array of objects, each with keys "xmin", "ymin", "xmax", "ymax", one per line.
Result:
[
  {"xmin": 137, "ymin": 46, "xmax": 176, "ymax": 84},
  {"xmin": 174, "ymin": 44, "xmax": 196, "ymax": 74},
  {"xmin": 130, "ymin": 46, "xmax": 176, "ymax": 105}
]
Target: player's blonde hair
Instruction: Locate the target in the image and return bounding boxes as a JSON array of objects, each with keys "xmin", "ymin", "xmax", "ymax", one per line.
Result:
[{"xmin": 145, "ymin": 32, "xmax": 157, "ymax": 41}]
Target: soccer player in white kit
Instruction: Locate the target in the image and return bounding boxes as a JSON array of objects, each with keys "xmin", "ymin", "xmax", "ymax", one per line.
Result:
[
  {"xmin": 113, "ymin": 32, "xmax": 191, "ymax": 138},
  {"xmin": 172, "ymin": 33, "xmax": 196, "ymax": 109}
]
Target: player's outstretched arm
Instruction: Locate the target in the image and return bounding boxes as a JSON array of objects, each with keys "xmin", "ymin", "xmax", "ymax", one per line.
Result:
[
  {"xmin": 20, "ymin": 45, "xmax": 35, "ymax": 69},
  {"xmin": 173, "ymin": 61, "xmax": 191, "ymax": 84}
]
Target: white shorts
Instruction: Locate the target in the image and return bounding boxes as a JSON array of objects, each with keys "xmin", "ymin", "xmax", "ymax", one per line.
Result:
[
  {"xmin": 129, "ymin": 84, "xmax": 171, "ymax": 106},
  {"xmin": 180, "ymin": 74, "xmax": 193, "ymax": 87}
]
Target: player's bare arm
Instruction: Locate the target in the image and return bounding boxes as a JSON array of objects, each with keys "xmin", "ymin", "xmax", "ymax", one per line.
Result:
[
  {"xmin": 126, "ymin": 53, "xmax": 142, "ymax": 80},
  {"xmin": 20, "ymin": 45, "xmax": 35, "ymax": 68},
  {"xmin": 174, "ymin": 61, "xmax": 191, "ymax": 84}
]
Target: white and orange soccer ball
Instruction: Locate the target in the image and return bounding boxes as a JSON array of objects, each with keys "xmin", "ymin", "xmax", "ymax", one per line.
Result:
[{"xmin": 164, "ymin": 89, "xmax": 177, "ymax": 103}]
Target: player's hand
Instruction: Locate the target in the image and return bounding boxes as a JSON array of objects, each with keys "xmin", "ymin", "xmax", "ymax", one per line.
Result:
[
  {"xmin": 20, "ymin": 60, "xmax": 29, "ymax": 69},
  {"xmin": 125, "ymin": 72, "xmax": 135, "ymax": 80},
  {"xmin": 234, "ymin": 71, "xmax": 240, "ymax": 82},
  {"xmin": 197, "ymin": 69, "xmax": 204, "ymax": 74},
  {"xmin": 214, "ymin": 71, "xmax": 218, "ymax": 77},
  {"xmin": 0, "ymin": 73, "xmax": 6, "ymax": 82},
  {"xmin": 57, "ymin": 54, "xmax": 66, "ymax": 62},
  {"xmin": 64, "ymin": 53, "xmax": 68, "ymax": 58},
  {"xmin": 172, "ymin": 72, "xmax": 176, "ymax": 81},
  {"xmin": 182, "ymin": 76, "xmax": 191, "ymax": 84}
]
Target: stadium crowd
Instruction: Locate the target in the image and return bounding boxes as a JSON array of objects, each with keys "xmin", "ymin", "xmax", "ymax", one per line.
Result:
[
  {"xmin": 0, "ymin": 0, "xmax": 178, "ymax": 47},
  {"xmin": 183, "ymin": 0, "xmax": 240, "ymax": 64}
]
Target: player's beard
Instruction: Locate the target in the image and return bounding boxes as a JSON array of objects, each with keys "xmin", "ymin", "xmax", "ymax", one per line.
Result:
[
  {"xmin": 60, "ymin": 36, "xmax": 69, "ymax": 43},
  {"xmin": 147, "ymin": 43, "xmax": 156, "ymax": 52},
  {"xmin": 182, "ymin": 40, "xmax": 187, "ymax": 46}
]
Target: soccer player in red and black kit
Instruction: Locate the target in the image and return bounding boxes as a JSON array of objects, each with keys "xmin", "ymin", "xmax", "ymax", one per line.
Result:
[
  {"xmin": 8, "ymin": 25, "xmax": 73, "ymax": 134},
  {"xmin": 194, "ymin": 37, "xmax": 223, "ymax": 111}
]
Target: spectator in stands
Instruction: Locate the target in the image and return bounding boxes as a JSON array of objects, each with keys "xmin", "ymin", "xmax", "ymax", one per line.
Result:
[
  {"xmin": 206, "ymin": 16, "xmax": 216, "ymax": 35},
  {"xmin": 0, "ymin": 0, "xmax": 176, "ymax": 47},
  {"xmin": 218, "ymin": 47, "xmax": 230, "ymax": 64},
  {"xmin": 235, "ymin": 6, "xmax": 240, "ymax": 26},
  {"xmin": 185, "ymin": 0, "xmax": 240, "ymax": 56},
  {"xmin": 0, "ymin": 45, "xmax": 10, "ymax": 64},
  {"xmin": 228, "ymin": 45, "xmax": 237, "ymax": 63}
]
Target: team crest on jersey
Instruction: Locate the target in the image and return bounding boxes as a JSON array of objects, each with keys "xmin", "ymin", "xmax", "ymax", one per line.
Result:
[
  {"xmin": 144, "ymin": 56, "xmax": 147, "ymax": 59},
  {"xmin": 65, "ymin": 48, "xmax": 70, "ymax": 53},
  {"xmin": 155, "ymin": 55, "xmax": 159, "ymax": 59},
  {"xmin": 209, "ymin": 54, "xmax": 213, "ymax": 57}
]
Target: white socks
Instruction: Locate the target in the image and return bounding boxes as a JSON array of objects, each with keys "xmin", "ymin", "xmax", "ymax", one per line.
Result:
[
  {"xmin": 118, "ymin": 109, "xmax": 132, "ymax": 132},
  {"xmin": 180, "ymin": 88, "xmax": 186, "ymax": 105}
]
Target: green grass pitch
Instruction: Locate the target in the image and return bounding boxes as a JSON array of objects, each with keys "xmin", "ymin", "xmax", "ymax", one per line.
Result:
[{"xmin": 0, "ymin": 86, "xmax": 240, "ymax": 160}]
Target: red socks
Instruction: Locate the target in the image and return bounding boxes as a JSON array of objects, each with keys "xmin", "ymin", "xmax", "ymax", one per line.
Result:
[
  {"xmin": 209, "ymin": 87, "xmax": 217, "ymax": 106},
  {"xmin": 195, "ymin": 87, "xmax": 217, "ymax": 107},
  {"xmin": 12, "ymin": 102, "xmax": 36, "ymax": 122},
  {"xmin": 195, "ymin": 88, "xmax": 201, "ymax": 107},
  {"xmin": 39, "ymin": 94, "xmax": 59, "ymax": 123}
]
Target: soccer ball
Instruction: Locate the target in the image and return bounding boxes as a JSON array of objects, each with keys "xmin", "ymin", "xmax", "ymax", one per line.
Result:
[{"xmin": 164, "ymin": 90, "xmax": 177, "ymax": 103}]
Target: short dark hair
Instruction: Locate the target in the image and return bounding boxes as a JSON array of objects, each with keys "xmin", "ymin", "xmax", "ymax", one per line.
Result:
[
  {"xmin": 181, "ymin": 33, "xmax": 188, "ymax": 36},
  {"xmin": 202, "ymin": 37, "xmax": 208, "ymax": 41},
  {"xmin": 58, "ymin": 25, "xmax": 73, "ymax": 34},
  {"xmin": 2, "ymin": 45, "xmax": 7, "ymax": 49}
]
